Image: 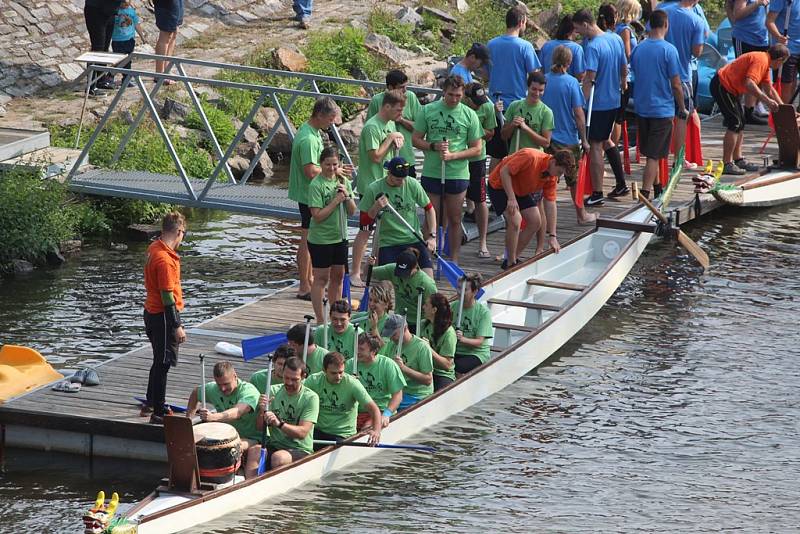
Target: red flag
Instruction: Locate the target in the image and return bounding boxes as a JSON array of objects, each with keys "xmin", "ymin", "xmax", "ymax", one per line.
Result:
[
  {"xmin": 685, "ymin": 114, "xmax": 704, "ymax": 167},
  {"xmin": 622, "ymin": 120, "xmax": 631, "ymax": 175},
  {"xmin": 575, "ymin": 153, "xmax": 591, "ymax": 208},
  {"xmin": 659, "ymin": 158, "xmax": 669, "ymax": 187}
]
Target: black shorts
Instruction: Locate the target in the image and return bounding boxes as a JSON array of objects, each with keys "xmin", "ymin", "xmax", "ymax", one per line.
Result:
[
  {"xmin": 433, "ymin": 374, "xmax": 455, "ymax": 391},
  {"xmin": 711, "ymin": 74, "xmax": 745, "ymax": 133},
  {"xmin": 587, "ymin": 109, "xmax": 617, "ymax": 141},
  {"xmin": 377, "ymin": 242, "xmax": 434, "ymax": 269},
  {"xmin": 154, "ymin": 0, "xmax": 184, "ymax": 32},
  {"xmin": 421, "ymin": 176, "xmax": 470, "ymax": 195},
  {"xmin": 636, "ymin": 117, "xmax": 673, "ymax": 159},
  {"xmin": 486, "ymin": 124, "xmax": 508, "ymax": 159},
  {"xmin": 733, "ymin": 37, "xmax": 769, "ymax": 57},
  {"xmin": 782, "ymin": 53, "xmax": 800, "ymax": 83},
  {"xmin": 266, "ymin": 447, "xmax": 308, "ymax": 463},
  {"xmin": 307, "ymin": 240, "xmax": 348, "ymax": 269},
  {"xmin": 487, "ymin": 185, "xmax": 539, "ymax": 217},
  {"xmin": 298, "ymin": 203, "xmax": 312, "ymax": 229},
  {"xmin": 615, "ymin": 84, "xmax": 633, "ymax": 124},
  {"xmin": 467, "ymin": 160, "xmax": 487, "ymax": 203},
  {"xmin": 454, "ymin": 354, "xmax": 482, "ymax": 374}
]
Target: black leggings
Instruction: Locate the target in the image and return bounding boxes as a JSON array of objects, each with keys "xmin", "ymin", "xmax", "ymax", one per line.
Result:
[
  {"xmin": 144, "ymin": 310, "xmax": 179, "ymax": 416},
  {"xmin": 83, "ymin": 6, "xmax": 116, "ymax": 52}
]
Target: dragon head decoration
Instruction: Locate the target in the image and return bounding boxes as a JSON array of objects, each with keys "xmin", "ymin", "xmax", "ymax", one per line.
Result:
[{"xmin": 82, "ymin": 491, "xmax": 119, "ymax": 534}]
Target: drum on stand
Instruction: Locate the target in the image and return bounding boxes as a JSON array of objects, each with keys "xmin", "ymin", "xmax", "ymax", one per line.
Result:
[{"xmin": 193, "ymin": 422, "xmax": 242, "ymax": 484}]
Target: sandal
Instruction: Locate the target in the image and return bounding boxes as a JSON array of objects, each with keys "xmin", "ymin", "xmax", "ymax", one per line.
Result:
[
  {"xmin": 296, "ymin": 292, "xmax": 312, "ymax": 301},
  {"xmin": 349, "ymin": 277, "xmax": 365, "ymax": 288},
  {"xmin": 52, "ymin": 380, "xmax": 81, "ymax": 393},
  {"xmin": 477, "ymin": 249, "xmax": 491, "ymax": 259}
]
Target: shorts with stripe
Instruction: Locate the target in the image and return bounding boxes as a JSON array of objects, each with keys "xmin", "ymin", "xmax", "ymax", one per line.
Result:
[
  {"xmin": 467, "ymin": 160, "xmax": 487, "ymax": 203},
  {"xmin": 733, "ymin": 38, "xmax": 769, "ymax": 57},
  {"xmin": 782, "ymin": 53, "xmax": 800, "ymax": 83},
  {"xmin": 711, "ymin": 74, "xmax": 745, "ymax": 133}
]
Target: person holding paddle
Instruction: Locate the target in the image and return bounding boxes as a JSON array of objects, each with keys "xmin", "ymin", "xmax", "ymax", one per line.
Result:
[
  {"xmin": 355, "ymin": 333, "xmax": 406, "ymax": 430},
  {"xmin": 305, "ymin": 351, "xmax": 382, "ymax": 448},
  {"xmin": 419, "ymin": 292, "xmax": 457, "ymax": 391},
  {"xmin": 313, "ymin": 299, "xmax": 361, "ymax": 361},
  {"xmin": 380, "ymin": 313, "xmax": 434, "ymax": 410},
  {"xmin": 352, "ymin": 281, "xmax": 394, "ymax": 347},
  {"xmin": 306, "ymin": 147, "xmax": 358, "ymax": 323},
  {"xmin": 286, "ymin": 323, "xmax": 327, "ymax": 375},
  {"xmin": 451, "ymin": 273, "xmax": 493, "ymax": 376},
  {"xmin": 370, "ymin": 249, "xmax": 437, "ymax": 335},
  {"xmin": 249, "ymin": 344, "xmax": 294, "ymax": 392}
]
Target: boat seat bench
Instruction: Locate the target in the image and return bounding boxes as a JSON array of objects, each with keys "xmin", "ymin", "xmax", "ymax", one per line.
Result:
[
  {"xmin": 487, "ymin": 298, "xmax": 561, "ymax": 312},
  {"xmin": 526, "ymin": 278, "xmax": 587, "ymax": 292},
  {"xmin": 492, "ymin": 322, "xmax": 534, "ymax": 332}
]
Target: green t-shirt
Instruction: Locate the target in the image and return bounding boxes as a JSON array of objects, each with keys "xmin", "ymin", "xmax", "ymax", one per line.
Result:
[
  {"xmin": 202, "ymin": 379, "xmax": 261, "ymax": 441},
  {"xmin": 356, "ymin": 114, "xmax": 396, "ymax": 195},
  {"xmin": 504, "ymin": 99, "xmax": 555, "ymax": 153},
  {"xmin": 470, "ymin": 101, "xmax": 498, "ymax": 162},
  {"xmin": 413, "ymin": 99, "xmax": 483, "ymax": 180},
  {"xmin": 248, "ymin": 369, "xmax": 283, "ymax": 394},
  {"xmin": 287, "ymin": 122, "xmax": 324, "ymax": 205},
  {"xmin": 305, "ymin": 345, "xmax": 328, "ymax": 375},
  {"xmin": 304, "ymin": 372, "xmax": 373, "ymax": 437},
  {"xmin": 451, "ymin": 301, "xmax": 494, "ymax": 363},
  {"xmin": 359, "ymin": 176, "xmax": 430, "ymax": 248},
  {"xmin": 356, "ymin": 354, "xmax": 406, "ymax": 412},
  {"xmin": 371, "ymin": 265, "xmax": 437, "ymax": 327},
  {"xmin": 352, "ymin": 310, "xmax": 389, "ymax": 344},
  {"xmin": 307, "ymin": 174, "xmax": 353, "ymax": 245},
  {"xmin": 367, "ymin": 89, "xmax": 421, "ymax": 165},
  {"xmin": 419, "ymin": 321, "xmax": 456, "ymax": 380},
  {"xmin": 313, "ymin": 323, "xmax": 361, "ymax": 361},
  {"xmin": 381, "ymin": 334, "xmax": 434, "ymax": 399},
  {"xmin": 267, "ymin": 384, "xmax": 319, "ymax": 454}
]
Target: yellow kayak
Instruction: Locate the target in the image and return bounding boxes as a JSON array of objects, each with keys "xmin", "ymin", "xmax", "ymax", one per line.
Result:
[{"xmin": 0, "ymin": 345, "xmax": 63, "ymax": 403}]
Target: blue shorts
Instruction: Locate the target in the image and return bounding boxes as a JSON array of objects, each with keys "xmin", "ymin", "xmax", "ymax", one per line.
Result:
[
  {"xmin": 378, "ymin": 242, "xmax": 433, "ymax": 270},
  {"xmin": 398, "ymin": 392, "xmax": 421, "ymax": 411},
  {"xmin": 676, "ymin": 81, "xmax": 694, "ymax": 115},
  {"xmin": 154, "ymin": 0, "xmax": 184, "ymax": 32},
  {"xmin": 421, "ymin": 176, "xmax": 469, "ymax": 195}
]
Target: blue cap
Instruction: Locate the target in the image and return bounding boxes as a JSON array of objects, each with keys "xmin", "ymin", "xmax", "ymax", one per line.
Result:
[{"xmin": 384, "ymin": 157, "xmax": 410, "ymax": 178}]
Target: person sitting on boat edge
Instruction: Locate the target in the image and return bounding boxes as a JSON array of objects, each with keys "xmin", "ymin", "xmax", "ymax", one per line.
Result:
[
  {"xmin": 313, "ymin": 299, "xmax": 361, "ymax": 361},
  {"xmin": 305, "ymin": 351, "xmax": 382, "ymax": 449},
  {"xmin": 351, "ymin": 280, "xmax": 395, "ymax": 348},
  {"xmin": 370, "ymin": 248, "xmax": 437, "ymax": 334},
  {"xmin": 452, "ymin": 273, "xmax": 494, "ymax": 376},
  {"xmin": 380, "ymin": 313, "xmax": 434, "ymax": 410},
  {"xmin": 286, "ymin": 323, "xmax": 327, "ymax": 375},
  {"xmin": 252, "ymin": 356, "xmax": 319, "ymax": 473},
  {"xmin": 356, "ymin": 333, "xmax": 406, "ymax": 430},
  {"xmin": 420, "ymin": 292, "xmax": 457, "ymax": 391},
  {"xmin": 187, "ymin": 361, "xmax": 261, "ymax": 474},
  {"xmin": 249, "ymin": 344, "xmax": 293, "ymax": 393}
]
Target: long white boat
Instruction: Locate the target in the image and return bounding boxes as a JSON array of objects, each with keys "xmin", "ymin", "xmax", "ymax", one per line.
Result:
[
  {"xmin": 711, "ymin": 171, "xmax": 800, "ymax": 207},
  {"xmin": 116, "ymin": 203, "xmax": 658, "ymax": 534}
]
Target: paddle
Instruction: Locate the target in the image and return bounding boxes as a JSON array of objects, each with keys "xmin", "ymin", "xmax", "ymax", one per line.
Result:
[
  {"xmin": 456, "ymin": 278, "xmax": 467, "ymax": 329},
  {"xmin": 301, "ymin": 314, "xmax": 313, "ymax": 364},
  {"xmin": 358, "ymin": 211, "xmax": 382, "ymax": 312},
  {"xmin": 637, "ymin": 192, "xmax": 710, "ymax": 269},
  {"xmin": 352, "ymin": 321, "xmax": 359, "ymax": 375},
  {"xmin": 380, "ymin": 200, "xmax": 484, "ymax": 299},
  {"xmin": 416, "ymin": 286, "xmax": 424, "ymax": 330},
  {"xmin": 437, "ymin": 141, "xmax": 447, "ymax": 279},
  {"xmin": 322, "ymin": 297, "xmax": 329, "ymax": 350},
  {"xmin": 338, "ymin": 172, "xmax": 351, "ymax": 306},
  {"xmin": 575, "ymin": 81, "xmax": 595, "ymax": 209},
  {"xmin": 241, "ymin": 333, "xmax": 288, "ymax": 362},
  {"xmin": 313, "ymin": 439, "xmax": 436, "ymax": 453},
  {"xmin": 257, "ymin": 355, "xmax": 274, "ymax": 476},
  {"xmin": 134, "ymin": 397, "xmax": 187, "ymax": 413},
  {"xmin": 199, "ymin": 353, "xmax": 206, "ymax": 410}
]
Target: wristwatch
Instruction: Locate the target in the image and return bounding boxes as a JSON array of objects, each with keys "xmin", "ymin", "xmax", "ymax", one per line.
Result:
[
  {"xmin": 278, "ymin": 419, "xmax": 285, "ymax": 429},
  {"xmin": 677, "ymin": 109, "xmax": 689, "ymax": 120}
]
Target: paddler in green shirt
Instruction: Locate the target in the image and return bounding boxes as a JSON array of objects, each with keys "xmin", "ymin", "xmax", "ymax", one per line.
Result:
[
  {"xmin": 304, "ymin": 351, "xmax": 382, "ymax": 448},
  {"xmin": 451, "ymin": 273, "xmax": 493, "ymax": 376},
  {"xmin": 412, "ymin": 74, "xmax": 483, "ymax": 263},
  {"xmin": 186, "ymin": 361, "xmax": 261, "ymax": 477},
  {"xmin": 501, "ymin": 71, "xmax": 554, "ymax": 153},
  {"xmin": 351, "ymin": 89, "xmax": 406, "ymax": 289},
  {"xmin": 380, "ymin": 313, "xmax": 434, "ymax": 410},
  {"xmin": 371, "ymin": 248, "xmax": 437, "ymax": 334},
  {"xmin": 366, "ymin": 69, "xmax": 422, "ymax": 177},
  {"xmin": 286, "ymin": 323, "xmax": 328, "ymax": 375},
  {"xmin": 249, "ymin": 344, "xmax": 292, "ymax": 393},
  {"xmin": 419, "ymin": 292, "xmax": 457, "ymax": 391},
  {"xmin": 287, "ymin": 96, "xmax": 344, "ymax": 302},
  {"xmin": 312, "ymin": 299, "xmax": 361, "ymax": 362},
  {"xmin": 359, "ymin": 157, "xmax": 437, "ymax": 277},
  {"xmin": 356, "ymin": 332, "xmax": 405, "ymax": 430},
  {"xmin": 255, "ymin": 357, "xmax": 319, "ymax": 472},
  {"xmin": 352, "ymin": 280, "xmax": 394, "ymax": 348}
]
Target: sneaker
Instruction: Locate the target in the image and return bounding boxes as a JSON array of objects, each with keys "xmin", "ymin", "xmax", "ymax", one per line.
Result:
[
  {"xmin": 501, "ymin": 258, "xmax": 521, "ymax": 270},
  {"xmin": 585, "ymin": 192, "xmax": 605, "ymax": 206},
  {"xmin": 606, "ymin": 184, "xmax": 630, "ymax": 198},
  {"xmin": 684, "ymin": 160, "xmax": 698, "ymax": 170},
  {"xmin": 96, "ymin": 78, "xmax": 116, "ymax": 90},
  {"xmin": 653, "ymin": 183, "xmax": 663, "ymax": 198},
  {"xmin": 149, "ymin": 414, "xmax": 165, "ymax": 425},
  {"xmin": 299, "ymin": 17, "xmax": 310, "ymax": 29},
  {"xmin": 139, "ymin": 404, "xmax": 154, "ymax": 417},
  {"xmin": 734, "ymin": 158, "xmax": 759, "ymax": 172},
  {"xmin": 745, "ymin": 110, "xmax": 768, "ymax": 126},
  {"xmin": 723, "ymin": 162, "xmax": 746, "ymax": 175}
]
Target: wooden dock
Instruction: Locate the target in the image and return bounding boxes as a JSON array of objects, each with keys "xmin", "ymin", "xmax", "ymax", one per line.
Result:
[{"xmin": 0, "ymin": 116, "xmax": 778, "ymax": 461}]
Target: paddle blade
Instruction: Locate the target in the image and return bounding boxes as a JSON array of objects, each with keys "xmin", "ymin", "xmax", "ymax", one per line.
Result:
[
  {"xmin": 635, "ymin": 130, "xmax": 641, "ymax": 163},
  {"xmin": 677, "ymin": 230, "xmax": 710, "ymax": 270},
  {"xmin": 659, "ymin": 158, "xmax": 669, "ymax": 188},
  {"xmin": 686, "ymin": 115, "xmax": 704, "ymax": 167},
  {"xmin": 342, "ymin": 275, "xmax": 351, "ymax": 305},
  {"xmin": 241, "ymin": 333, "xmax": 288, "ymax": 361},
  {"xmin": 257, "ymin": 448, "xmax": 267, "ymax": 476},
  {"xmin": 442, "ymin": 229, "xmax": 451, "ymax": 257},
  {"xmin": 358, "ymin": 286, "xmax": 370, "ymax": 311},
  {"xmin": 439, "ymin": 257, "xmax": 485, "ymax": 299},
  {"xmin": 574, "ymin": 153, "xmax": 590, "ymax": 208}
]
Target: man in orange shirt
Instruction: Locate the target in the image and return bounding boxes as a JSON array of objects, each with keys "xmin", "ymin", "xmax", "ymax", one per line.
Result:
[
  {"xmin": 487, "ymin": 148, "xmax": 574, "ymax": 268},
  {"xmin": 711, "ymin": 44, "xmax": 788, "ymax": 175},
  {"xmin": 143, "ymin": 212, "xmax": 187, "ymax": 424}
]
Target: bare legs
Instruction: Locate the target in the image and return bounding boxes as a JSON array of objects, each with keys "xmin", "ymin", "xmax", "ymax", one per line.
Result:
[
  {"xmin": 311, "ymin": 265, "xmax": 344, "ymax": 322},
  {"xmin": 475, "ymin": 200, "xmax": 489, "ymax": 254},
  {"xmin": 297, "ymin": 230, "xmax": 312, "ymax": 296},
  {"xmin": 155, "ymin": 30, "xmax": 177, "ymax": 78},
  {"xmin": 722, "ymin": 129, "xmax": 744, "ymax": 164},
  {"xmin": 350, "ymin": 229, "xmax": 369, "ymax": 284},
  {"xmin": 427, "ymin": 190, "xmax": 467, "ymax": 263}
]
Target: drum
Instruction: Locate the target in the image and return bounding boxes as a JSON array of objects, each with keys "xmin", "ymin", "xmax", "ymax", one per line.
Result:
[{"xmin": 193, "ymin": 422, "xmax": 242, "ymax": 484}]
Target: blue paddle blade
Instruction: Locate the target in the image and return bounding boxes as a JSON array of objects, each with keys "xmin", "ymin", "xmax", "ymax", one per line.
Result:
[
  {"xmin": 241, "ymin": 333, "xmax": 288, "ymax": 361},
  {"xmin": 134, "ymin": 397, "xmax": 187, "ymax": 413},
  {"xmin": 358, "ymin": 286, "xmax": 370, "ymax": 311},
  {"xmin": 439, "ymin": 258, "xmax": 485, "ymax": 299},
  {"xmin": 343, "ymin": 275, "xmax": 351, "ymax": 304},
  {"xmin": 257, "ymin": 448, "xmax": 267, "ymax": 475},
  {"xmin": 442, "ymin": 228, "xmax": 450, "ymax": 257}
]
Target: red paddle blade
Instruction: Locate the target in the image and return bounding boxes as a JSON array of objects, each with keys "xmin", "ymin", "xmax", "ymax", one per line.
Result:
[
  {"xmin": 635, "ymin": 130, "xmax": 641, "ymax": 163},
  {"xmin": 622, "ymin": 121, "xmax": 631, "ymax": 175},
  {"xmin": 686, "ymin": 115, "xmax": 704, "ymax": 167},
  {"xmin": 575, "ymin": 153, "xmax": 590, "ymax": 208},
  {"xmin": 659, "ymin": 158, "xmax": 669, "ymax": 188}
]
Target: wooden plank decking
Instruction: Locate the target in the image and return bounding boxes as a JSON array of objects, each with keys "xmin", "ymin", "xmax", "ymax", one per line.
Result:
[{"xmin": 0, "ymin": 117, "xmax": 781, "ymax": 460}]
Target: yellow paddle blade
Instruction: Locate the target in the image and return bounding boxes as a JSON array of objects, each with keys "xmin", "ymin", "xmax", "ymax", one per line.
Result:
[
  {"xmin": 714, "ymin": 160, "xmax": 724, "ymax": 180},
  {"xmin": 704, "ymin": 160, "xmax": 713, "ymax": 174},
  {"xmin": 94, "ymin": 491, "xmax": 105, "ymax": 510},
  {"xmin": 106, "ymin": 492, "xmax": 120, "ymax": 518}
]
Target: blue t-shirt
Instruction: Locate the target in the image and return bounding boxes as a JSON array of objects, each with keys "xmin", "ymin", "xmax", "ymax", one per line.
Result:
[
  {"xmin": 771, "ymin": 0, "xmax": 800, "ymax": 54},
  {"xmin": 112, "ymin": 6, "xmax": 139, "ymax": 42},
  {"xmin": 732, "ymin": 0, "xmax": 769, "ymax": 47},
  {"xmin": 487, "ymin": 34, "xmax": 542, "ymax": 108},
  {"xmin": 542, "ymin": 72, "xmax": 585, "ymax": 145},
  {"xmin": 615, "ymin": 22, "xmax": 638, "ymax": 82},
  {"xmin": 449, "ymin": 63, "xmax": 473, "ymax": 84},
  {"xmin": 540, "ymin": 39, "xmax": 585, "ymax": 79},
  {"xmin": 584, "ymin": 32, "xmax": 626, "ymax": 111},
  {"xmin": 658, "ymin": 3, "xmax": 706, "ymax": 81},
  {"xmin": 631, "ymin": 38, "xmax": 682, "ymax": 119}
]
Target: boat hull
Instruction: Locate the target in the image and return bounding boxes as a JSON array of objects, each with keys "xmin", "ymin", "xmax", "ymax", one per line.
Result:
[{"xmin": 713, "ymin": 171, "xmax": 800, "ymax": 207}]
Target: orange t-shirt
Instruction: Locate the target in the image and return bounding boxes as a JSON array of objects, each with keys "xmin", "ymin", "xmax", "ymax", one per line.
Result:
[
  {"xmin": 718, "ymin": 52, "xmax": 771, "ymax": 97},
  {"xmin": 144, "ymin": 239, "xmax": 183, "ymax": 313},
  {"xmin": 488, "ymin": 148, "xmax": 558, "ymax": 200}
]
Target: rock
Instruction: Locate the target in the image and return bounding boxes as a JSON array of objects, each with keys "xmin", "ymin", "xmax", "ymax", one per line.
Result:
[
  {"xmin": 440, "ymin": 23, "xmax": 456, "ymax": 41},
  {"xmin": 60, "ymin": 240, "xmax": 82, "ymax": 254},
  {"xmin": 11, "ymin": 259, "xmax": 34, "ymax": 274},
  {"xmin": 228, "ymin": 155, "xmax": 251, "ymax": 180},
  {"xmin": 161, "ymin": 97, "xmax": 190, "ymax": 121},
  {"xmin": 127, "ymin": 224, "xmax": 161, "ymax": 241},
  {"xmin": 236, "ymin": 141, "xmax": 274, "ymax": 180},
  {"xmin": 273, "ymin": 47, "xmax": 308, "ymax": 72},
  {"xmin": 337, "ymin": 110, "xmax": 366, "ymax": 148},
  {"xmin": 456, "ymin": 0, "xmax": 469, "ymax": 13},
  {"xmin": 418, "ymin": 6, "xmax": 457, "ymax": 24},
  {"xmin": 421, "ymin": 30, "xmax": 435, "ymax": 42},
  {"xmin": 395, "ymin": 6, "xmax": 423, "ymax": 27},
  {"xmin": 0, "ymin": 105, "xmax": 5, "ymax": 117},
  {"xmin": 252, "ymin": 107, "xmax": 294, "ymax": 155},
  {"xmin": 537, "ymin": 3, "xmax": 562, "ymax": 35},
  {"xmin": 232, "ymin": 118, "xmax": 260, "ymax": 144},
  {"xmin": 414, "ymin": 70, "xmax": 437, "ymax": 87},
  {"xmin": 110, "ymin": 242, "xmax": 128, "ymax": 251},
  {"xmin": 364, "ymin": 33, "xmax": 415, "ymax": 65},
  {"xmin": 45, "ymin": 246, "xmax": 65, "ymax": 266}
]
